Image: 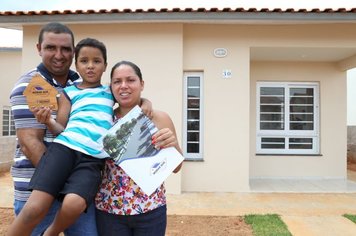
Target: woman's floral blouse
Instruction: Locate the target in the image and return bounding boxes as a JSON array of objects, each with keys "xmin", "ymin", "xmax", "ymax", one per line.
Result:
[{"xmin": 95, "ymin": 159, "xmax": 166, "ymax": 215}]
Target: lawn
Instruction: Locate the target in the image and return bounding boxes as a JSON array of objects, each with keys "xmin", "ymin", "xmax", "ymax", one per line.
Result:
[
  {"xmin": 343, "ymin": 214, "xmax": 356, "ymax": 224},
  {"xmin": 244, "ymin": 214, "xmax": 292, "ymax": 236}
]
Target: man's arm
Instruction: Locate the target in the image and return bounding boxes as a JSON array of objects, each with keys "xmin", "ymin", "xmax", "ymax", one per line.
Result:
[{"xmin": 16, "ymin": 128, "xmax": 46, "ymax": 167}]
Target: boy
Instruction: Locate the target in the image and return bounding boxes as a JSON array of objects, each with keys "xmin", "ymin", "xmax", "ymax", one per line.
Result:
[{"xmin": 8, "ymin": 38, "xmax": 112, "ymax": 236}]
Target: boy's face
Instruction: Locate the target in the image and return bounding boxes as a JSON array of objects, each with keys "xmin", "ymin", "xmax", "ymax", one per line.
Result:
[
  {"xmin": 75, "ymin": 46, "xmax": 107, "ymax": 87},
  {"xmin": 37, "ymin": 32, "xmax": 74, "ymax": 79}
]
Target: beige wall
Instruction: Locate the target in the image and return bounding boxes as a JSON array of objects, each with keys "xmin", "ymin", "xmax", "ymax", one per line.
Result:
[
  {"xmin": 0, "ymin": 136, "xmax": 16, "ymax": 172},
  {"xmin": 15, "ymin": 22, "xmax": 356, "ymax": 193},
  {"xmin": 250, "ymin": 62, "xmax": 347, "ymax": 178},
  {"xmin": 23, "ymin": 23, "xmax": 185, "ymax": 194},
  {"xmin": 0, "ymin": 50, "xmax": 21, "ymax": 135},
  {"xmin": 182, "ymin": 25, "xmax": 251, "ymax": 192}
]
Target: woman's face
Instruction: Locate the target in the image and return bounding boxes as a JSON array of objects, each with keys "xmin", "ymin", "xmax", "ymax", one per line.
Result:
[{"xmin": 111, "ymin": 64, "xmax": 144, "ymax": 108}]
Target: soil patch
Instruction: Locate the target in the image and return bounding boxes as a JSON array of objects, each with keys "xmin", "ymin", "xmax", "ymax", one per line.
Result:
[
  {"xmin": 0, "ymin": 208, "xmax": 14, "ymax": 236},
  {"xmin": 0, "ymin": 208, "xmax": 253, "ymax": 236},
  {"xmin": 166, "ymin": 215, "xmax": 253, "ymax": 236},
  {"xmin": 348, "ymin": 161, "xmax": 356, "ymax": 172}
]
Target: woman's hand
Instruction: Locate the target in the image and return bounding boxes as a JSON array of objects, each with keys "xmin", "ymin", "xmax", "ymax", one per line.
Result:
[{"xmin": 151, "ymin": 128, "xmax": 177, "ymax": 150}]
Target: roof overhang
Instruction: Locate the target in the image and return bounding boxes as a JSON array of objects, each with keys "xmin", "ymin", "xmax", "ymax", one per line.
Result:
[
  {"xmin": 1, "ymin": 8, "xmax": 356, "ymax": 68},
  {"xmin": 1, "ymin": 8, "xmax": 356, "ymax": 29}
]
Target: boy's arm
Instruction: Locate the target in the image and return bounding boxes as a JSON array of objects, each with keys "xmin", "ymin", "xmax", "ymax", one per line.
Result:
[{"xmin": 140, "ymin": 98, "xmax": 153, "ymax": 119}]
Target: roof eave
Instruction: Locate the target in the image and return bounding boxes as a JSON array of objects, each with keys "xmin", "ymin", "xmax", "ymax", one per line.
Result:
[{"xmin": 1, "ymin": 11, "xmax": 356, "ymax": 28}]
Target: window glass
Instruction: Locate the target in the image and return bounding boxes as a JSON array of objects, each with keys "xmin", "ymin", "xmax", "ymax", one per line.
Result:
[
  {"xmin": 260, "ymin": 87, "xmax": 284, "ymax": 130},
  {"xmin": 257, "ymin": 82, "xmax": 319, "ymax": 154},
  {"xmin": 184, "ymin": 73, "xmax": 203, "ymax": 160},
  {"xmin": 2, "ymin": 107, "xmax": 15, "ymax": 136}
]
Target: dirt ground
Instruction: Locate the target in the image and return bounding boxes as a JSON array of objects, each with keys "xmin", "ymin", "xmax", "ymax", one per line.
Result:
[
  {"xmin": 0, "ymin": 208, "xmax": 253, "ymax": 236},
  {"xmin": 348, "ymin": 160, "xmax": 356, "ymax": 172},
  {"xmin": 2, "ymin": 162, "xmax": 355, "ymax": 235}
]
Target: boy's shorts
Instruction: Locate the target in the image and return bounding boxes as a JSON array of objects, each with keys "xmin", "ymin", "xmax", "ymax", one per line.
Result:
[{"xmin": 29, "ymin": 142, "xmax": 105, "ymax": 206}]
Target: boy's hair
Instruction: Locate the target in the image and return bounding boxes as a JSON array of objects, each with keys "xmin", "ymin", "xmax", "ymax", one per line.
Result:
[
  {"xmin": 38, "ymin": 22, "xmax": 75, "ymax": 47},
  {"xmin": 74, "ymin": 38, "xmax": 107, "ymax": 64},
  {"xmin": 110, "ymin": 60, "xmax": 142, "ymax": 81}
]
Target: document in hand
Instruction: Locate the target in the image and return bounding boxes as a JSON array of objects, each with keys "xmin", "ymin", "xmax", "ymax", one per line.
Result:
[{"xmin": 102, "ymin": 105, "xmax": 184, "ymax": 195}]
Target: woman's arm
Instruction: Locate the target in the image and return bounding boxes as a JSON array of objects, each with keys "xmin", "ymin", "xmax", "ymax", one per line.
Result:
[{"xmin": 151, "ymin": 110, "xmax": 183, "ymax": 173}]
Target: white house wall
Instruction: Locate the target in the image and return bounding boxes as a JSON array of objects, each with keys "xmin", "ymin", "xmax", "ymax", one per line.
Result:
[
  {"xmin": 21, "ymin": 23, "xmax": 184, "ymax": 194},
  {"xmin": 347, "ymin": 68, "xmax": 356, "ymax": 126},
  {"xmin": 12, "ymin": 22, "xmax": 356, "ymax": 193},
  {"xmin": 0, "ymin": 50, "xmax": 21, "ymax": 134},
  {"xmin": 182, "ymin": 25, "xmax": 251, "ymax": 192},
  {"xmin": 250, "ymin": 62, "xmax": 347, "ymax": 179}
]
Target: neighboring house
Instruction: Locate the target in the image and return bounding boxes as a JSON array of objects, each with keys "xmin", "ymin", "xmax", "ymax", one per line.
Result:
[
  {"xmin": 0, "ymin": 47, "xmax": 20, "ymax": 136},
  {"xmin": 348, "ymin": 68, "xmax": 356, "ymax": 126},
  {"xmin": 0, "ymin": 47, "xmax": 20, "ymax": 171},
  {"xmin": 347, "ymin": 68, "xmax": 356, "ymax": 163},
  {"xmin": 1, "ymin": 7, "xmax": 356, "ymax": 193}
]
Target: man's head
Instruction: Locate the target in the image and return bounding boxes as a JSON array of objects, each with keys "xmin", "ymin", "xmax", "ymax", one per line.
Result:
[{"xmin": 36, "ymin": 22, "xmax": 75, "ymax": 82}]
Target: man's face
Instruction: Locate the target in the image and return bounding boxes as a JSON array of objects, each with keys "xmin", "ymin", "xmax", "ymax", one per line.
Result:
[{"xmin": 37, "ymin": 32, "xmax": 74, "ymax": 79}]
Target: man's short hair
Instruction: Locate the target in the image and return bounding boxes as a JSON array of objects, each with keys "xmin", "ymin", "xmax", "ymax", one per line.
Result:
[{"xmin": 38, "ymin": 22, "xmax": 75, "ymax": 47}]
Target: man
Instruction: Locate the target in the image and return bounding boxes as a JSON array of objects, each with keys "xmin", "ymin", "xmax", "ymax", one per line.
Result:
[{"xmin": 10, "ymin": 22, "xmax": 98, "ymax": 236}]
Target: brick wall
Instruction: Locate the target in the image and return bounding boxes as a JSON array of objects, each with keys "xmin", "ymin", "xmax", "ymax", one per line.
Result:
[
  {"xmin": 347, "ymin": 126, "xmax": 356, "ymax": 163},
  {"xmin": 0, "ymin": 136, "xmax": 16, "ymax": 172}
]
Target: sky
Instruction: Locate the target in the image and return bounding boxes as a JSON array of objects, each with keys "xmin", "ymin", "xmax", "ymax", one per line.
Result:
[{"xmin": 0, "ymin": 0, "xmax": 355, "ymax": 47}]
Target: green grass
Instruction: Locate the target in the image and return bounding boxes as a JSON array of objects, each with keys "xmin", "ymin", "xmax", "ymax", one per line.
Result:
[
  {"xmin": 244, "ymin": 214, "xmax": 292, "ymax": 236},
  {"xmin": 343, "ymin": 214, "xmax": 356, "ymax": 224}
]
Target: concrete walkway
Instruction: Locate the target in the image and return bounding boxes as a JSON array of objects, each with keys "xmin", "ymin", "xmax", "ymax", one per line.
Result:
[
  {"xmin": 167, "ymin": 192, "xmax": 356, "ymax": 236},
  {"xmin": 1, "ymin": 171, "xmax": 356, "ymax": 235}
]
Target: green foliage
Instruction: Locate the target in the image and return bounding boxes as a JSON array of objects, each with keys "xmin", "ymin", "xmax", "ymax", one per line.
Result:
[
  {"xmin": 244, "ymin": 214, "xmax": 292, "ymax": 236},
  {"xmin": 343, "ymin": 214, "xmax": 356, "ymax": 224},
  {"xmin": 103, "ymin": 135, "xmax": 119, "ymax": 153}
]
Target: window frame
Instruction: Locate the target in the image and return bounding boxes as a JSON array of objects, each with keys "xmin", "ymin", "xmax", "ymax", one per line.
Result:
[
  {"xmin": 183, "ymin": 72, "xmax": 204, "ymax": 160},
  {"xmin": 256, "ymin": 82, "xmax": 320, "ymax": 155},
  {"xmin": 2, "ymin": 106, "xmax": 16, "ymax": 136}
]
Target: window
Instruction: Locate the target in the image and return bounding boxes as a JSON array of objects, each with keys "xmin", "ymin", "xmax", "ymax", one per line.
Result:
[
  {"xmin": 183, "ymin": 72, "xmax": 203, "ymax": 160},
  {"xmin": 2, "ymin": 106, "xmax": 15, "ymax": 136},
  {"xmin": 256, "ymin": 82, "xmax": 319, "ymax": 154}
]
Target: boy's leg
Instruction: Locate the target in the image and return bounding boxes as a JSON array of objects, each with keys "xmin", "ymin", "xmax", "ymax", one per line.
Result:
[
  {"xmin": 14, "ymin": 199, "xmax": 62, "ymax": 236},
  {"xmin": 44, "ymin": 193, "xmax": 87, "ymax": 236},
  {"xmin": 7, "ymin": 190, "xmax": 54, "ymax": 236},
  {"xmin": 64, "ymin": 202, "xmax": 98, "ymax": 236},
  {"xmin": 61, "ymin": 153, "xmax": 104, "ymax": 236}
]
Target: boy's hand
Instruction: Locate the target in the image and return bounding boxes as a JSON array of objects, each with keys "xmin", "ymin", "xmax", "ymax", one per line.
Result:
[
  {"xmin": 140, "ymin": 98, "xmax": 153, "ymax": 119},
  {"xmin": 31, "ymin": 106, "xmax": 53, "ymax": 125}
]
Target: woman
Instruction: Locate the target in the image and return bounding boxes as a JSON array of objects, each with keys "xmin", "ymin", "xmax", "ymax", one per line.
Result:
[{"xmin": 95, "ymin": 61, "xmax": 183, "ymax": 236}]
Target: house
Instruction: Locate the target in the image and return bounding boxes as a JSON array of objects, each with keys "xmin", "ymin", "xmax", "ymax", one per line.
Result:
[{"xmin": 1, "ymin": 6, "xmax": 356, "ymax": 193}]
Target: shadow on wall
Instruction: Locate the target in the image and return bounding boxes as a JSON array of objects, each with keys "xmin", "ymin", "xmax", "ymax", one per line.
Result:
[
  {"xmin": 347, "ymin": 126, "xmax": 356, "ymax": 164},
  {"xmin": 0, "ymin": 136, "xmax": 16, "ymax": 173}
]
